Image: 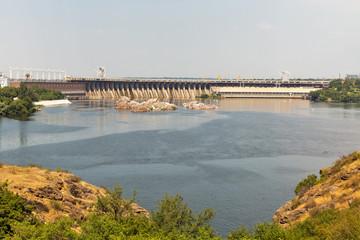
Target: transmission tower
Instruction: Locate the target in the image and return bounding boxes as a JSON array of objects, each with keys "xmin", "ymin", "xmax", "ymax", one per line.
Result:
[{"xmin": 96, "ymin": 66, "xmax": 106, "ymax": 79}]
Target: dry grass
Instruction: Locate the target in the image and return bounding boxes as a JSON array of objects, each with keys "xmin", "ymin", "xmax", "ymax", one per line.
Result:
[
  {"xmin": 50, "ymin": 200, "xmax": 63, "ymax": 211},
  {"xmin": 9, "ymin": 167, "xmax": 17, "ymax": 175},
  {"xmin": 55, "ymin": 168, "xmax": 70, "ymax": 174},
  {"xmin": 305, "ymin": 199, "xmax": 317, "ymax": 209},
  {"xmin": 291, "ymin": 199, "xmax": 302, "ymax": 210},
  {"xmin": 0, "ymin": 164, "xmax": 110, "ymax": 223}
]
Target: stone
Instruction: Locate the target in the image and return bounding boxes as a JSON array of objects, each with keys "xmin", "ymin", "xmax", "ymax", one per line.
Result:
[
  {"xmin": 34, "ymin": 186, "xmax": 63, "ymax": 201},
  {"xmin": 183, "ymin": 101, "xmax": 217, "ymax": 110},
  {"xmin": 26, "ymin": 199, "xmax": 50, "ymax": 213},
  {"xmin": 115, "ymin": 96, "xmax": 177, "ymax": 112}
]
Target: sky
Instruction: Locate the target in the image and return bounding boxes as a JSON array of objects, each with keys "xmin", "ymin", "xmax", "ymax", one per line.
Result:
[{"xmin": 0, "ymin": 0, "xmax": 359, "ymax": 79}]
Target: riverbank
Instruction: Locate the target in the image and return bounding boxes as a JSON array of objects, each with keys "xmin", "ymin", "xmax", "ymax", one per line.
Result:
[
  {"xmin": 34, "ymin": 99, "xmax": 72, "ymax": 107},
  {"xmin": 0, "ymin": 164, "xmax": 149, "ymax": 222}
]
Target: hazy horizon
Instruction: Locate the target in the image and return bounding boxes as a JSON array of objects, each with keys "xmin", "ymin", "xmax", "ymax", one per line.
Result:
[{"xmin": 0, "ymin": 0, "xmax": 359, "ymax": 79}]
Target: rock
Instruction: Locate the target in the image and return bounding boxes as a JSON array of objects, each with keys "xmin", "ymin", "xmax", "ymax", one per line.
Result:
[
  {"xmin": 183, "ymin": 101, "xmax": 217, "ymax": 110},
  {"xmin": 67, "ymin": 182, "xmax": 85, "ymax": 198},
  {"xmin": 26, "ymin": 199, "xmax": 50, "ymax": 213},
  {"xmin": 115, "ymin": 96, "xmax": 132, "ymax": 109},
  {"xmin": 322, "ymin": 185, "xmax": 339, "ymax": 192},
  {"xmin": 0, "ymin": 165, "xmax": 150, "ymax": 223},
  {"xmin": 34, "ymin": 186, "xmax": 63, "ymax": 201},
  {"xmin": 340, "ymin": 173, "xmax": 351, "ymax": 180},
  {"xmin": 62, "ymin": 196, "xmax": 78, "ymax": 205},
  {"xmin": 131, "ymin": 105, "xmax": 149, "ymax": 113},
  {"xmin": 115, "ymin": 97, "xmax": 177, "ymax": 112},
  {"xmin": 319, "ymin": 166, "xmax": 331, "ymax": 176},
  {"xmin": 130, "ymin": 203, "xmax": 150, "ymax": 218}
]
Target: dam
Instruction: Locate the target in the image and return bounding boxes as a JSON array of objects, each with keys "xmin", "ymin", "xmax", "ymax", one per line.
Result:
[{"xmin": 9, "ymin": 78, "xmax": 329, "ymax": 100}]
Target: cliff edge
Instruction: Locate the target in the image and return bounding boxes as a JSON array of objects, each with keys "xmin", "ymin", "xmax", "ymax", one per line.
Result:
[
  {"xmin": 0, "ymin": 164, "xmax": 149, "ymax": 222},
  {"xmin": 273, "ymin": 151, "xmax": 360, "ymax": 228}
]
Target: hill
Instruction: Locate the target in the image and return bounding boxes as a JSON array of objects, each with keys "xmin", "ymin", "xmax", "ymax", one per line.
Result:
[
  {"xmin": 0, "ymin": 164, "xmax": 148, "ymax": 222},
  {"xmin": 273, "ymin": 151, "xmax": 360, "ymax": 227}
]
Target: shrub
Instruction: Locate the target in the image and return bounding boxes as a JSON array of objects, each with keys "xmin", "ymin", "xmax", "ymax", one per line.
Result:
[
  {"xmin": 0, "ymin": 162, "xmax": 3, "ymax": 168},
  {"xmin": 228, "ymin": 226, "xmax": 251, "ymax": 240},
  {"xmin": 27, "ymin": 163, "xmax": 43, "ymax": 169},
  {"xmin": 151, "ymin": 193, "xmax": 217, "ymax": 238},
  {"xmin": 294, "ymin": 174, "xmax": 317, "ymax": 195},
  {"xmin": 0, "ymin": 181, "xmax": 35, "ymax": 238},
  {"xmin": 291, "ymin": 198, "xmax": 302, "ymax": 210},
  {"xmin": 50, "ymin": 200, "xmax": 63, "ymax": 211},
  {"xmin": 95, "ymin": 184, "xmax": 137, "ymax": 221},
  {"xmin": 251, "ymin": 220, "xmax": 286, "ymax": 240},
  {"xmin": 54, "ymin": 168, "xmax": 70, "ymax": 173}
]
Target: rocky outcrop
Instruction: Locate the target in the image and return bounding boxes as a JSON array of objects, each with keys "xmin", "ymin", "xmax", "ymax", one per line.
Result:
[
  {"xmin": 0, "ymin": 165, "xmax": 149, "ymax": 222},
  {"xmin": 273, "ymin": 152, "xmax": 360, "ymax": 228},
  {"xmin": 115, "ymin": 96, "xmax": 177, "ymax": 112},
  {"xmin": 183, "ymin": 101, "xmax": 217, "ymax": 110}
]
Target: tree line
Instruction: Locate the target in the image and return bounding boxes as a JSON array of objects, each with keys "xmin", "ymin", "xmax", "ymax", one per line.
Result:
[
  {"xmin": 0, "ymin": 83, "xmax": 64, "ymax": 118},
  {"xmin": 310, "ymin": 79, "xmax": 360, "ymax": 102}
]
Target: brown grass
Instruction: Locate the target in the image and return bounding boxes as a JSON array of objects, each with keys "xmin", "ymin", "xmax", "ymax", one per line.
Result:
[
  {"xmin": 50, "ymin": 200, "xmax": 63, "ymax": 211},
  {"xmin": 305, "ymin": 199, "xmax": 317, "ymax": 209},
  {"xmin": 55, "ymin": 168, "xmax": 70, "ymax": 174},
  {"xmin": 291, "ymin": 199, "xmax": 302, "ymax": 210}
]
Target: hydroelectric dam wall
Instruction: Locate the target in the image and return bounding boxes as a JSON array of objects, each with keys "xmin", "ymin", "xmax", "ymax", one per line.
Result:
[
  {"xmin": 10, "ymin": 79, "xmax": 329, "ymax": 100},
  {"xmin": 85, "ymin": 80, "xmax": 213, "ymax": 100}
]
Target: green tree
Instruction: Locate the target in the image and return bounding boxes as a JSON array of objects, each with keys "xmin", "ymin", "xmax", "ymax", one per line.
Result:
[
  {"xmin": 0, "ymin": 181, "xmax": 35, "ymax": 238},
  {"xmin": 151, "ymin": 193, "xmax": 217, "ymax": 239},
  {"xmin": 294, "ymin": 174, "xmax": 317, "ymax": 195},
  {"xmin": 95, "ymin": 184, "xmax": 137, "ymax": 221}
]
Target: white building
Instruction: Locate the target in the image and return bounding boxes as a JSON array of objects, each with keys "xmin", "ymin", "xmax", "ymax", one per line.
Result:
[{"xmin": 0, "ymin": 72, "xmax": 9, "ymax": 87}]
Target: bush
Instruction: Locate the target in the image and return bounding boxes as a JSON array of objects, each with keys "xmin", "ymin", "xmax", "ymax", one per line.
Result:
[
  {"xmin": 0, "ymin": 181, "xmax": 35, "ymax": 238},
  {"xmin": 0, "ymin": 83, "xmax": 64, "ymax": 118},
  {"xmin": 54, "ymin": 168, "xmax": 70, "ymax": 173},
  {"xmin": 95, "ymin": 184, "xmax": 137, "ymax": 221},
  {"xmin": 50, "ymin": 200, "xmax": 63, "ymax": 211},
  {"xmin": 294, "ymin": 174, "xmax": 317, "ymax": 195},
  {"xmin": 151, "ymin": 193, "xmax": 217, "ymax": 239}
]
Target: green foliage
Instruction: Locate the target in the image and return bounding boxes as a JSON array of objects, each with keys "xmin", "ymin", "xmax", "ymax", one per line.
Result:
[
  {"xmin": 95, "ymin": 184, "xmax": 137, "ymax": 221},
  {"xmin": 310, "ymin": 79, "xmax": 360, "ymax": 103},
  {"xmin": 0, "ymin": 181, "xmax": 35, "ymax": 238},
  {"xmin": 4, "ymin": 177, "xmax": 360, "ymax": 240},
  {"xmin": 151, "ymin": 193, "xmax": 217, "ymax": 239},
  {"xmin": 50, "ymin": 200, "xmax": 63, "ymax": 211},
  {"xmin": 54, "ymin": 168, "xmax": 70, "ymax": 173},
  {"xmin": 0, "ymin": 83, "xmax": 64, "ymax": 118},
  {"xmin": 196, "ymin": 93, "xmax": 221, "ymax": 100},
  {"xmin": 79, "ymin": 213, "xmax": 159, "ymax": 239},
  {"xmin": 7, "ymin": 217, "xmax": 79, "ymax": 240},
  {"xmin": 251, "ymin": 220, "xmax": 286, "ymax": 240},
  {"xmin": 30, "ymin": 85, "xmax": 64, "ymax": 101},
  {"xmin": 294, "ymin": 174, "xmax": 317, "ymax": 195},
  {"xmin": 228, "ymin": 226, "xmax": 251, "ymax": 240},
  {"xmin": 228, "ymin": 221, "xmax": 286, "ymax": 240}
]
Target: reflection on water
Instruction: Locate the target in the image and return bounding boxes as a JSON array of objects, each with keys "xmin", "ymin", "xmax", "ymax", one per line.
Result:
[
  {"xmin": 1, "ymin": 99, "xmax": 360, "ymax": 235},
  {"xmin": 215, "ymin": 98, "xmax": 311, "ymax": 113},
  {"xmin": 19, "ymin": 121, "xmax": 28, "ymax": 146}
]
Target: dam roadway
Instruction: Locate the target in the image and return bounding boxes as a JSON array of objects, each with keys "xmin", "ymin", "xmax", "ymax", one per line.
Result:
[{"xmin": 10, "ymin": 78, "xmax": 329, "ymax": 100}]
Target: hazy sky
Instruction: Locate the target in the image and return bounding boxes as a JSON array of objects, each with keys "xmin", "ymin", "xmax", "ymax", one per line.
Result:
[{"xmin": 0, "ymin": 0, "xmax": 359, "ymax": 79}]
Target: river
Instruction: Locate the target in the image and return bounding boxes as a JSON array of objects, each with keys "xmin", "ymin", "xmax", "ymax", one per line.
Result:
[{"xmin": 1, "ymin": 98, "xmax": 360, "ymax": 236}]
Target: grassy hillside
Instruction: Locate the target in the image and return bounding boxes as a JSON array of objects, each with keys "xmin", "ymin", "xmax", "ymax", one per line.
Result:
[{"xmin": 2, "ymin": 152, "xmax": 360, "ymax": 239}]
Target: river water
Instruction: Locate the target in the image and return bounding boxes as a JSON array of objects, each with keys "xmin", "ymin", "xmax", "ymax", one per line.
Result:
[{"xmin": 1, "ymin": 99, "xmax": 360, "ymax": 236}]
